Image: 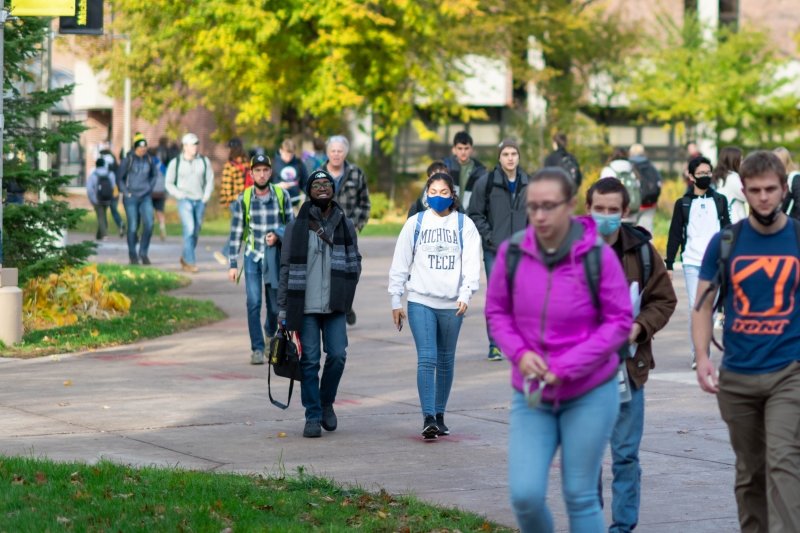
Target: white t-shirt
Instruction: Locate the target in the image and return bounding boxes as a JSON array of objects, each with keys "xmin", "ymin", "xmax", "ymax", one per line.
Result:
[
  {"xmin": 683, "ymin": 196, "xmax": 721, "ymax": 267},
  {"xmin": 388, "ymin": 210, "xmax": 482, "ymax": 309},
  {"xmin": 718, "ymin": 171, "xmax": 747, "ymax": 224}
]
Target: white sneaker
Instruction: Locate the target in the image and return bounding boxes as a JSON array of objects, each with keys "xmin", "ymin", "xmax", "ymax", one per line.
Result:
[{"xmin": 250, "ymin": 350, "xmax": 265, "ymax": 365}]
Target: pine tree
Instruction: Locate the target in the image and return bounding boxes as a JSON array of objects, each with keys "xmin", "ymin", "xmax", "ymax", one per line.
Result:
[{"xmin": 3, "ymin": 10, "xmax": 94, "ymax": 282}]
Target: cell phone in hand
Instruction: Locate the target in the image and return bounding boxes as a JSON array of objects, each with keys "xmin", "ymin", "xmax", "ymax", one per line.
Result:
[{"xmin": 397, "ymin": 317, "xmax": 403, "ymax": 332}]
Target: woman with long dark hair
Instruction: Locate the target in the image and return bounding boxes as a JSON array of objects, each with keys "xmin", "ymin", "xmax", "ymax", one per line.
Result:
[{"xmin": 388, "ymin": 172, "xmax": 482, "ymax": 439}]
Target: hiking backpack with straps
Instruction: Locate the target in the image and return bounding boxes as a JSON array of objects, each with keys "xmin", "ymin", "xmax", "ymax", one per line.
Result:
[{"xmin": 616, "ymin": 167, "xmax": 642, "ymax": 215}]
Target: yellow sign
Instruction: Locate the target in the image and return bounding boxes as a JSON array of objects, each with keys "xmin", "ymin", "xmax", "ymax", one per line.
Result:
[{"xmin": 11, "ymin": 0, "xmax": 76, "ymax": 17}]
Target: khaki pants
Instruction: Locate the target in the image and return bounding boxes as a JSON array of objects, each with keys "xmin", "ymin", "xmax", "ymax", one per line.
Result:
[{"xmin": 717, "ymin": 361, "xmax": 800, "ymax": 533}]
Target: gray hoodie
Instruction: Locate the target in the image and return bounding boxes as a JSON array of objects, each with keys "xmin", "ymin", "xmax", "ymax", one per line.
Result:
[{"xmin": 118, "ymin": 153, "xmax": 157, "ymax": 200}]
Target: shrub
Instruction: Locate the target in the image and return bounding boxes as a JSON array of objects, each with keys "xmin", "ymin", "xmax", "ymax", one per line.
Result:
[{"xmin": 23, "ymin": 265, "xmax": 131, "ymax": 331}]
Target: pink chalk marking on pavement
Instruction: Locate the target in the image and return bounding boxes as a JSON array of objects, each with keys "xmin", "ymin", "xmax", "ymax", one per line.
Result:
[{"xmin": 333, "ymin": 399, "xmax": 361, "ymax": 406}]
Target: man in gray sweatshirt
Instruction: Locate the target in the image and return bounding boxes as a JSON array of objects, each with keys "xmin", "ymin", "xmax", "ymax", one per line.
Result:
[
  {"xmin": 165, "ymin": 133, "xmax": 215, "ymax": 272},
  {"xmin": 118, "ymin": 134, "xmax": 158, "ymax": 264}
]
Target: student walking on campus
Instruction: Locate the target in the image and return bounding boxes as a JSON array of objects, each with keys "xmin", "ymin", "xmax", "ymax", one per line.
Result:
[
  {"xmin": 775, "ymin": 147, "xmax": 800, "ymax": 219},
  {"xmin": 665, "ymin": 156, "xmax": 730, "ymax": 368},
  {"xmin": 278, "ymin": 170, "xmax": 362, "ymax": 438},
  {"xmin": 443, "ymin": 130, "xmax": 486, "ymax": 208},
  {"xmin": 693, "ymin": 150, "xmax": 800, "ymax": 532},
  {"xmin": 468, "ymin": 139, "xmax": 529, "ymax": 361},
  {"xmin": 585, "ymin": 178, "xmax": 677, "ymax": 533},
  {"xmin": 165, "ymin": 133, "xmax": 214, "ymax": 273},
  {"xmin": 118, "ymin": 133, "xmax": 158, "ymax": 265},
  {"xmin": 225, "ymin": 154, "xmax": 293, "ymax": 365},
  {"xmin": 322, "ymin": 135, "xmax": 370, "ymax": 326},
  {"xmin": 86, "ymin": 157, "xmax": 120, "ymax": 241},
  {"xmin": 485, "ymin": 167, "xmax": 632, "ymax": 533},
  {"xmin": 388, "ymin": 173, "xmax": 481, "ymax": 439}
]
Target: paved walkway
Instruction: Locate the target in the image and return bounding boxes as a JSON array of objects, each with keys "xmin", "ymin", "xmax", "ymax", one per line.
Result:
[{"xmin": 0, "ymin": 232, "xmax": 738, "ymax": 531}]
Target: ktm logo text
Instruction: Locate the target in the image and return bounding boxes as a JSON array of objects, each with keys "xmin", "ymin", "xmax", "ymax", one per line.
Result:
[{"xmin": 730, "ymin": 255, "xmax": 799, "ymax": 336}]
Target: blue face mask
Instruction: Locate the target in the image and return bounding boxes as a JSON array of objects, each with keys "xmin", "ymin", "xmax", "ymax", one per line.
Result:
[
  {"xmin": 591, "ymin": 212, "xmax": 622, "ymax": 236},
  {"xmin": 427, "ymin": 195, "xmax": 454, "ymax": 213}
]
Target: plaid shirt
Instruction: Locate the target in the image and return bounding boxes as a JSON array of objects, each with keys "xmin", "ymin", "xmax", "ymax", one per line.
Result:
[
  {"xmin": 227, "ymin": 187, "xmax": 293, "ymax": 269},
  {"xmin": 332, "ymin": 161, "xmax": 371, "ymax": 231},
  {"xmin": 219, "ymin": 160, "xmax": 249, "ymax": 206}
]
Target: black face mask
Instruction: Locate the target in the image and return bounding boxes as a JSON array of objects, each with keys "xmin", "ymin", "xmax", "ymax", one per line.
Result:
[
  {"xmin": 311, "ymin": 197, "xmax": 332, "ymax": 210},
  {"xmin": 752, "ymin": 206, "xmax": 782, "ymax": 226},
  {"xmin": 694, "ymin": 176, "xmax": 711, "ymax": 190}
]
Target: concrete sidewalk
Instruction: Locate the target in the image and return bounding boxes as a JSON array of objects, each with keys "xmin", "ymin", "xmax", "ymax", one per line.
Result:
[{"xmin": 0, "ymin": 232, "xmax": 738, "ymax": 531}]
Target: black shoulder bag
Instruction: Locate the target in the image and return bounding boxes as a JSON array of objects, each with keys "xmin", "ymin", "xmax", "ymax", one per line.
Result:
[{"xmin": 267, "ymin": 328, "xmax": 303, "ymax": 409}]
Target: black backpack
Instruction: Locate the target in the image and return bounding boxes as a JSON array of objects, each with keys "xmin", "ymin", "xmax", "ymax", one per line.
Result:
[
  {"xmin": 632, "ymin": 159, "xmax": 662, "ymax": 205},
  {"xmin": 558, "ymin": 152, "xmax": 583, "ymax": 189},
  {"xmin": 96, "ymin": 174, "xmax": 115, "ymax": 204}
]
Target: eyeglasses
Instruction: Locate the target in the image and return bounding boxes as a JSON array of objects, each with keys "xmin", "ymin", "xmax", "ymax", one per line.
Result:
[
  {"xmin": 310, "ymin": 182, "xmax": 332, "ymax": 191},
  {"xmin": 526, "ymin": 200, "xmax": 568, "ymax": 214},
  {"xmin": 694, "ymin": 172, "xmax": 712, "ymax": 178}
]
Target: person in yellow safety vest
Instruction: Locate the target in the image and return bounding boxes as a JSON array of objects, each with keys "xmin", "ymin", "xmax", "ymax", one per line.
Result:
[{"xmin": 224, "ymin": 154, "xmax": 293, "ymax": 365}]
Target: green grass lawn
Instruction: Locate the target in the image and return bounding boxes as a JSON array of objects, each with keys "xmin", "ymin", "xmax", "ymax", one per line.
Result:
[
  {"xmin": 0, "ymin": 456, "xmax": 513, "ymax": 532},
  {"xmin": 3, "ymin": 264, "xmax": 225, "ymax": 358}
]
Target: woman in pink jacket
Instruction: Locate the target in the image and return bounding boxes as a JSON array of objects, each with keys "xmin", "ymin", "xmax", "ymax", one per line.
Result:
[{"xmin": 486, "ymin": 167, "xmax": 633, "ymax": 533}]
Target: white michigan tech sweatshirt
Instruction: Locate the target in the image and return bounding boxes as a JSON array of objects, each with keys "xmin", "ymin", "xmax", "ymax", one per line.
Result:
[{"xmin": 388, "ymin": 210, "xmax": 482, "ymax": 310}]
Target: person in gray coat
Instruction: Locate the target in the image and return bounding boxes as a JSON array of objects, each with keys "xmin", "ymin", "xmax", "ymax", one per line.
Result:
[
  {"xmin": 278, "ymin": 170, "xmax": 362, "ymax": 438},
  {"xmin": 467, "ymin": 138, "xmax": 529, "ymax": 361}
]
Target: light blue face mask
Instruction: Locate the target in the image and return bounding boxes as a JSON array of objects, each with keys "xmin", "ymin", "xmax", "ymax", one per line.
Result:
[
  {"xmin": 427, "ymin": 195, "xmax": 454, "ymax": 213},
  {"xmin": 591, "ymin": 212, "xmax": 622, "ymax": 236}
]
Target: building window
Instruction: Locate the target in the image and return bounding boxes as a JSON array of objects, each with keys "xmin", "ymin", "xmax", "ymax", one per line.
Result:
[{"xmin": 719, "ymin": 0, "xmax": 738, "ymax": 30}]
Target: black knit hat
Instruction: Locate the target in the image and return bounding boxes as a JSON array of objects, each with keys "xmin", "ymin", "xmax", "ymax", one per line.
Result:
[{"xmin": 306, "ymin": 169, "xmax": 335, "ymax": 195}]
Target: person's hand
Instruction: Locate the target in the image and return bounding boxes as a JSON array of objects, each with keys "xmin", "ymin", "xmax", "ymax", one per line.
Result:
[
  {"xmin": 227, "ymin": 268, "xmax": 237, "ymax": 282},
  {"xmin": 543, "ymin": 371, "xmax": 561, "ymax": 386},
  {"xmin": 695, "ymin": 355, "xmax": 719, "ymax": 394},
  {"xmin": 265, "ymin": 232, "xmax": 278, "ymax": 247},
  {"xmin": 518, "ymin": 351, "xmax": 548, "ymax": 379},
  {"xmin": 456, "ymin": 301, "xmax": 468, "ymax": 316},
  {"xmin": 629, "ymin": 322, "xmax": 643, "ymax": 345},
  {"xmin": 392, "ymin": 308, "xmax": 406, "ymax": 331},
  {"xmin": 667, "ymin": 270, "xmax": 673, "ymax": 282}
]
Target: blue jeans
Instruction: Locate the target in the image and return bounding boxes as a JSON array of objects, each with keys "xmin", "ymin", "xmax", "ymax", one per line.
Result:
[
  {"xmin": 483, "ymin": 249, "xmax": 497, "ymax": 352},
  {"xmin": 244, "ymin": 254, "xmax": 278, "ymax": 352},
  {"xmin": 123, "ymin": 195, "xmax": 154, "ymax": 259},
  {"xmin": 683, "ymin": 264, "xmax": 701, "ymax": 356},
  {"xmin": 299, "ymin": 313, "xmax": 348, "ymax": 423},
  {"xmin": 109, "ymin": 197, "xmax": 123, "ymax": 229},
  {"xmin": 509, "ymin": 378, "xmax": 619, "ymax": 533},
  {"xmin": 609, "ymin": 381, "xmax": 645, "ymax": 533},
  {"xmin": 407, "ymin": 302, "xmax": 464, "ymax": 418},
  {"xmin": 178, "ymin": 198, "xmax": 206, "ymax": 265}
]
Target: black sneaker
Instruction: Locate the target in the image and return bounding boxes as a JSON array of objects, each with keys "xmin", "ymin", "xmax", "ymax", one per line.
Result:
[
  {"xmin": 421, "ymin": 415, "xmax": 439, "ymax": 440},
  {"xmin": 346, "ymin": 310, "xmax": 357, "ymax": 326},
  {"xmin": 321, "ymin": 404, "xmax": 337, "ymax": 432},
  {"xmin": 140, "ymin": 256, "xmax": 151, "ymax": 265},
  {"xmin": 435, "ymin": 413, "xmax": 450, "ymax": 436},
  {"xmin": 129, "ymin": 255, "xmax": 139, "ymax": 265},
  {"xmin": 303, "ymin": 420, "xmax": 321, "ymax": 438}
]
